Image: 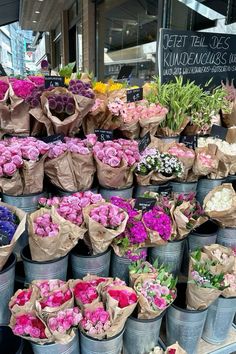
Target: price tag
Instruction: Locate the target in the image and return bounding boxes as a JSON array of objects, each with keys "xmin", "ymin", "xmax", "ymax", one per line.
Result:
[
  {"xmin": 127, "ymin": 87, "xmax": 143, "ymax": 103},
  {"xmin": 94, "ymin": 129, "xmax": 113, "ymax": 142},
  {"xmin": 210, "ymin": 124, "xmax": 228, "ymax": 140},
  {"xmin": 158, "ymin": 185, "xmax": 172, "ymax": 196},
  {"xmin": 138, "ymin": 132, "xmax": 151, "ymax": 152},
  {"xmin": 45, "ymin": 76, "xmax": 65, "ymax": 89},
  {"xmin": 39, "ymin": 134, "xmax": 65, "ymax": 143},
  {"xmin": 179, "ymin": 135, "xmax": 198, "ymax": 149},
  {"xmin": 134, "ymin": 197, "xmax": 156, "ymax": 211}
]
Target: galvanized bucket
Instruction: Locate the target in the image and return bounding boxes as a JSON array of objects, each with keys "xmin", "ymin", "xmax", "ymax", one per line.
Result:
[
  {"xmin": 123, "ymin": 313, "xmax": 164, "ymax": 354},
  {"xmin": 80, "ymin": 330, "xmax": 123, "ymax": 354},
  {"xmin": 227, "ymin": 175, "xmax": 236, "ymax": 183},
  {"xmin": 2, "ymin": 191, "xmax": 47, "ymax": 213},
  {"xmin": 156, "ymin": 136, "xmax": 179, "ymax": 144},
  {"xmin": 71, "ymin": 246, "xmax": 111, "ymax": 279},
  {"xmin": 217, "ymin": 227, "xmax": 236, "ymax": 248},
  {"xmin": 55, "ymin": 186, "xmax": 99, "ymax": 197},
  {"xmin": 166, "ymin": 305, "xmax": 207, "ymax": 354},
  {"xmin": 99, "ymin": 186, "xmax": 133, "ymax": 201},
  {"xmin": 170, "ymin": 181, "xmax": 198, "ymax": 196},
  {"xmin": 0, "ymin": 326, "xmax": 23, "ymax": 354},
  {"xmin": 133, "ymin": 183, "xmax": 169, "ymax": 198},
  {"xmin": 31, "ymin": 329, "xmax": 79, "ymax": 354},
  {"xmin": 202, "ymin": 296, "xmax": 236, "ymax": 344},
  {"xmin": 110, "ymin": 249, "xmax": 147, "ymax": 284},
  {"xmin": 196, "ymin": 178, "xmax": 225, "ymax": 205},
  {"xmin": 21, "ymin": 246, "xmax": 68, "ymax": 284},
  {"xmin": 13, "ymin": 229, "xmax": 29, "ymax": 259},
  {"xmin": 0, "ymin": 253, "xmax": 16, "ymax": 325},
  {"xmin": 149, "ymin": 239, "xmax": 185, "ymax": 276}
]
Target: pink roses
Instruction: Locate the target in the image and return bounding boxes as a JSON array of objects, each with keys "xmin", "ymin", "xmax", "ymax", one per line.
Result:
[
  {"xmin": 33, "ymin": 214, "xmax": 59, "ymax": 238},
  {"xmin": 80, "ymin": 307, "xmax": 111, "ymax": 336},
  {"xmin": 12, "ymin": 313, "xmax": 47, "ymax": 339},
  {"xmin": 48, "ymin": 308, "xmax": 82, "ymax": 333},
  {"xmin": 90, "ymin": 204, "xmax": 126, "ymax": 228}
]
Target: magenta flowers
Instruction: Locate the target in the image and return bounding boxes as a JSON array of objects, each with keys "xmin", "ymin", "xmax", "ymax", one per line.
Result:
[
  {"xmin": 0, "ymin": 80, "xmax": 9, "ymax": 100},
  {"xmin": 10, "ymin": 78, "xmax": 35, "ymax": 99},
  {"xmin": 12, "ymin": 313, "xmax": 47, "ymax": 339},
  {"xmin": 143, "ymin": 207, "xmax": 172, "ymax": 241}
]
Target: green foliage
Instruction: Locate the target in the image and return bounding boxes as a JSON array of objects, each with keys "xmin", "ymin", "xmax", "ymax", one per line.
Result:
[{"xmin": 59, "ymin": 62, "xmax": 76, "ymax": 77}]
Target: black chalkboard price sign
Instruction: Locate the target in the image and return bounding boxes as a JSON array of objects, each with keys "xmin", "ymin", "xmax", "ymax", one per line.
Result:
[
  {"xmin": 94, "ymin": 129, "xmax": 113, "ymax": 142},
  {"xmin": 210, "ymin": 124, "xmax": 228, "ymax": 140},
  {"xmin": 45, "ymin": 76, "xmax": 65, "ymax": 89},
  {"xmin": 138, "ymin": 132, "xmax": 151, "ymax": 152},
  {"xmin": 127, "ymin": 87, "xmax": 143, "ymax": 103},
  {"xmin": 158, "ymin": 185, "xmax": 172, "ymax": 196},
  {"xmin": 134, "ymin": 197, "xmax": 156, "ymax": 211},
  {"xmin": 179, "ymin": 135, "xmax": 198, "ymax": 149},
  {"xmin": 158, "ymin": 28, "xmax": 236, "ymax": 87}
]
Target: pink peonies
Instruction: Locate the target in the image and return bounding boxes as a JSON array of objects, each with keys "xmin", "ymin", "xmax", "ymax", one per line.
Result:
[
  {"xmin": 93, "ymin": 139, "xmax": 140, "ymax": 167},
  {"xmin": 90, "ymin": 204, "xmax": 126, "ymax": 228},
  {"xmin": 33, "ymin": 214, "xmax": 59, "ymax": 237}
]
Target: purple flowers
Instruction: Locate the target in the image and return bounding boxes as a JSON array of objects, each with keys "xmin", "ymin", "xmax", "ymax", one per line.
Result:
[
  {"xmin": 143, "ymin": 207, "xmax": 172, "ymax": 241},
  {"xmin": 0, "ymin": 206, "xmax": 18, "ymax": 245}
]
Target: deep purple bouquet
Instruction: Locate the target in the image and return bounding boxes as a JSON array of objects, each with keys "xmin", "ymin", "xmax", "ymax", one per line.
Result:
[{"xmin": 0, "ymin": 206, "xmax": 18, "ymax": 246}]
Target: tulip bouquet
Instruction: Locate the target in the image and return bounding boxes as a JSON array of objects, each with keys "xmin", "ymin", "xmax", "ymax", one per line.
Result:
[
  {"xmin": 93, "ymin": 139, "xmax": 140, "ymax": 189},
  {"xmin": 134, "ymin": 264, "xmax": 177, "ymax": 319},
  {"xmin": 0, "ymin": 201, "xmax": 26, "ymax": 271},
  {"xmin": 186, "ymin": 249, "xmax": 229, "ymax": 310},
  {"xmin": 83, "ymin": 202, "xmax": 128, "ymax": 254},
  {"xmin": 45, "ymin": 134, "xmax": 97, "ymax": 191}
]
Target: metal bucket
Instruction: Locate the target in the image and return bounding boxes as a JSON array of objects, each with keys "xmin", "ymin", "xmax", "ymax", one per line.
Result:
[
  {"xmin": 202, "ymin": 296, "xmax": 236, "ymax": 344},
  {"xmin": 217, "ymin": 227, "xmax": 236, "ymax": 248},
  {"xmin": 170, "ymin": 181, "xmax": 198, "ymax": 196},
  {"xmin": 166, "ymin": 283, "xmax": 208, "ymax": 354},
  {"xmin": 196, "ymin": 178, "xmax": 225, "ymax": 205},
  {"xmin": 123, "ymin": 313, "xmax": 164, "ymax": 354},
  {"xmin": 31, "ymin": 329, "xmax": 79, "ymax": 354},
  {"xmin": 156, "ymin": 136, "xmax": 179, "ymax": 144},
  {"xmin": 110, "ymin": 249, "xmax": 147, "ymax": 284},
  {"xmin": 0, "ymin": 253, "xmax": 16, "ymax": 325},
  {"xmin": 99, "ymin": 186, "xmax": 133, "ymax": 201},
  {"xmin": 227, "ymin": 175, "xmax": 236, "ymax": 183},
  {"xmin": 133, "ymin": 183, "xmax": 169, "ymax": 198},
  {"xmin": 80, "ymin": 330, "xmax": 123, "ymax": 354},
  {"xmin": 55, "ymin": 186, "xmax": 99, "ymax": 197},
  {"xmin": 71, "ymin": 244, "xmax": 111, "ymax": 279},
  {"xmin": 149, "ymin": 239, "xmax": 185, "ymax": 276},
  {"xmin": 13, "ymin": 229, "xmax": 29, "ymax": 259},
  {"xmin": 21, "ymin": 246, "xmax": 68, "ymax": 284},
  {"xmin": 0, "ymin": 326, "xmax": 23, "ymax": 354},
  {"xmin": 2, "ymin": 191, "xmax": 47, "ymax": 213}
]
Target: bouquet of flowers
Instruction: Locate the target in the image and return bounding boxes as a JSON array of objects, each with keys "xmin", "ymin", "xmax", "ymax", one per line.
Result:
[
  {"xmin": 203, "ymin": 183, "xmax": 236, "ymax": 227},
  {"xmin": 45, "ymin": 134, "xmax": 96, "ymax": 191},
  {"xmin": 134, "ymin": 265, "xmax": 177, "ymax": 319},
  {"xmin": 79, "ymin": 304, "xmax": 112, "ymax": 337},
  {"xmin": 167, "ymin": 143, "xmax": 195, "ymax": 181},
  {"xmin": 93, "ymin": 139, "xmax": 140, "ymax": 189},
  {"xmin": 0, "ymin": 202, "xmax": 26, "ymax": 270},
  {"xmin": 28, "ymin": 206, "xmax": 86, "ymax": 261},
  {"xmin": 202, "ymin": 244, "xmax": 235, "ymax": 275},
  {"xmin": 129, "ymin": 260, "xmax": 158, "ymax": 286},
  {"xmin": 9, "ymin": 287, "xmax": 38, "ymax": 314},
  {"xmin": 193, "ymin": 147, "xmax": 219, "ymax": 177},
  {"xmin": 222, "ymin": 273, "xmax": 236, "ymax": 298},
  {"xmin": 117, "ymin": 101, "xmax": 140, "ymax": 139},
  {"xmin": 28, "ymin": 76, "xmax": 45, "ymax": 87},
  {"xmin": 138, "ymin": 100, "xmax": 168, "ymax": 137},
  {"xmin": 83, "ymin": 202, "xmax": 128, "ymax": 254},
  {"xmin": 173, "ymin": 193, "xmax": 206, "ymax": 240},
  {"xmin": 186, "ymin": 250, "xmax": 228, "ymax": 310}
]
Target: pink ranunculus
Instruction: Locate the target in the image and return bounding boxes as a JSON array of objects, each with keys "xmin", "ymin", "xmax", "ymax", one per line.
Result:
[{"xmin": 3, "ymin": 162, "xmax": 17, "ymax": 176}]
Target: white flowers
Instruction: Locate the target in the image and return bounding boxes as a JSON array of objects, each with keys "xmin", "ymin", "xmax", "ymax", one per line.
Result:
[
  {"xmin": 198, "ymin": 137, "xmax": 236, "ymax": 156},
  {"xmin": 205, "ymin": 188, "xmax": 233, "ymax": 212}
]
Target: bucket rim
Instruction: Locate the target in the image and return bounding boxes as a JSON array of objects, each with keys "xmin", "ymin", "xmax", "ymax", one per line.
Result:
[
  {"xmin": 99, "ymin": 185, "xmax": 133, "ymax": 191},
  {"xmin": 71, "ymin": 247, "xmax": 111, "ymax": 258},
  {"xmin": 171, "ymin": 181, "xmax": 197, "ymax": 185},
  {"xmin": 21, "ymin": 246, "xmax": 68, "ymax": 264},
  {"xmin": 135, "ymin": 183, "xmax": 169, "ymax": 189},
  {"xmin": 168, "ymin": 238, "xmax": 186, "ymax": 244},
  {"xmin": 198, "ymin": 177, "xmax": 226, "ymax": 182},
  {"xmin": 128, "ymin": 310, "xmax": 165, "ymax": 323},
  {"xmin": 171, "ymin": 302, "xmax": 208, "ymax": 313},
  {"xmin": 2, "ymin": 191, "xmax": 46, "ymax": 198},
  {"xmin": 0, "ymin": 253, "xmax": 16, "ymax": 275},
  {"xmin": 80, "ymin": 328, "xmax": 124, "ymax": 342}
]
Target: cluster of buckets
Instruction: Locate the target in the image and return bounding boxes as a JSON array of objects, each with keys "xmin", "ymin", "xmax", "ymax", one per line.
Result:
[{"xmin": 0, "ymin": 176, "xmax": 236, "ymax": 354}]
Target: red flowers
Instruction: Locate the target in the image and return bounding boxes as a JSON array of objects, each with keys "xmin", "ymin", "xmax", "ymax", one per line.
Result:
[
  {"xmin": 74, "ymin": 282, "xmax": 98, "ymax": 304},
  {"xmin": 108, "ymin": 289, "xmax": 137, "ymax": 308},
  {"xmin": 10, "ymin": 289, "xmax": 32, "ymax": 308},
  {"xmin": 13, "ymin": 313, "xmax": 47, "ymax": 339}
]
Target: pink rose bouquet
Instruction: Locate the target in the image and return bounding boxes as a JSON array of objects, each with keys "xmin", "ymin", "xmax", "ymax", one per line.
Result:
[
  {"xmin": 38, "ymin": 287, "xmax": 72, "ymax": 310},
  {"xmin": 138, "ymin": 100, "xmax": 168, "ymax": 137},
  {"xmin": 84, "ymin": 202, "xmax": 128, "ymax": 254},
  {"xmin": 80, "ymin": 306, "xmax": 112, "ymax": 337},
  {"xmin": 222, "ymin": 273, "xmax": 236, "ymax": 297},
  {"xmin": 72, "ymin": 281, "xmax": 99, "ymax": 307},
  {"xmin": 10, "ymin": 289, "xmax": 32, "ymax": 308},
  {"xmin": 134, "ymin": 266, "xmax": 177, "ymax": 319},
  {"xmin": 33, "ymin": 213, "xmax": 60, "ymax": 238},
  {"xmin": 107, "ymin": 288, "xmax": 137, "ymax": 308},
  {"xmin": 193, "ymin": 147, "xmax": 219, "ymax": 177},
  {"xmin": 33, "ymin": 280, "xmax": 66, "ymax": 298},
  {"xmin": 93, "ymin": 139, "xmax": 140, "ymax": 189},
  {"xmin": 168, "ymin": 143, "xmax": 195, "ymax": 180}
]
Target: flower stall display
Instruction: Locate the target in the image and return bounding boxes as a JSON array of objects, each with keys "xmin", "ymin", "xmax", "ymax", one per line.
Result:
[
  {"xmin": 0, "ymin": 202, "xmax": 26, "ymax": 270},
  {"xmin": 203, "ymin": 183, "xmax": 236, "ymax": 227},
  {"xmin": 83, "ymin": 202, "xmax": 128, "ymax": 254},
  {"xmin": 93, "ymin": 139, "xmax": 140, "ymax": 189},
  {"xmin": 186, "ymin": 249, "xmax": 230, "ymax": 310},
  {"xmin": 133, "ymin": 264, "xmax": 177, "ymax": 319},
  {"xmin": 44, "ymin": 135, "xmax": 96, "ymax": 192}
]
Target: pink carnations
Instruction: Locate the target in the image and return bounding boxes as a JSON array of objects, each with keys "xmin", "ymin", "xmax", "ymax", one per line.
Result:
[
  {"xmin": 90, "ymin": 204, "xmax": 126, "ymax": 228},
  {"xmin": 33, "ymin": 214, "xmax": 59, "ymax": 237},
  {"xmin": 143, "ymin": 207, "xmax": 172, "ymax": 241},
  {"xmin": 48, "ymin": 308, "xmax": 82, "ymax": 333},
  {"xmin": 10, "ymin": 78, "xmax": 35, "ymax": 99}
]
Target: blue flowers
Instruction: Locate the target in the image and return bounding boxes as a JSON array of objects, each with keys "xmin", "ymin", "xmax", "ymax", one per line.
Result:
[{"xmin": 0, "ymin": 206, "xmax": 18, "ymax": 245}]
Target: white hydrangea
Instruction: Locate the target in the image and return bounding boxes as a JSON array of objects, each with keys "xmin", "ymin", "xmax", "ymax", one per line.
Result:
[{"xmin": 205, "ymin": 188, "xmax": 233, "ymax": 211}]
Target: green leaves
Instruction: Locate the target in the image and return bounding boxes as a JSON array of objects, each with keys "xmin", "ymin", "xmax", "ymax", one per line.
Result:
[{"xmin": 59, "ymin": 62, "xmax": 76, "ymax": 78}]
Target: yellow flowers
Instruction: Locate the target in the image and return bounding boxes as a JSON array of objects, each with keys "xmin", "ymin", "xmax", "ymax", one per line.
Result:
[
  {"xmin": 108, "ymin": 82, "xmax": 124, "ymax": 92},
  {"xmin": 65, "ymin": 77, "xmax": 71, "ymax": 86},
  {"xmin": 93, "ymin": 81, "xmax": 107, "ymax": 94}
]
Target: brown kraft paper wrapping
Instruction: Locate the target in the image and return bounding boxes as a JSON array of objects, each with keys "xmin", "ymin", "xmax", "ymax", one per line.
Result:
[
  {"xmin": 134, "ymin": 274, "xmax": 170, "ymax": 319},
  {"xmin": 139, "ymin": 113, "xmax": 167, "ymax": 137},
  {"xmin": 186, "ymin": 256, "xmax": 222, "ymax": 310},
  {"xmin": 28, "ymin": 207, "xmax": 86, "ymax": 261},
  {"xmin": 0, "ymin": 201, "xmax": 26, "ymax": 271},
  {"xmin": 21, "ymin": 155, "xmax": 47, "ymax": 194},
  {"xmin": 82, "ymin": 99, "xmax": 108, "ymax": 135},
  {"xmin": 95, "ymin": 156, "xmax": 134, "ymax": 189},
  {"xmin": 156, "ymin": 117, "xmax": 190, "ymax": 137},
  {"xmin": 193, "ymin": 147, "xmax": 219, "ymax": 176},
  {"xmin": 9, "ymin": 310, "xmax": 53, "ymax": 344},
  {"xmin": 29, "ymin": 107, "xmax": 54, "ymax": 136},
  {"xmin": 203, "ymin": 184, "xmax": 236, "ymax": 227},
  {"xmin": 44, "ymin": 151, "xmax": 77, "ymax": 191},
  {"xmin": 83, "ymin": 202, "xmax": 128, "ymax": 255},
  {"xmin": 9, "ymin": 84, "xmax": 30, "ymax": 135},
  {"xmin": 9, "ymin": 286, "xmax": 39, "ymax": 315},
  {"xmin": 46, "ymin": 316, "xmax": 78, "ymax": 344},
  {"xmin": 166, "ymin": 143, "xmax": 195, "ymax": 170},
  {"xmin": 119, "ymin": 120, "xmax": 140, "ymax": 140},
  {"xmin": 71, "ymin": 152, "xmax": 96, "ymax": 191},
  {"xmin": 0, "ymin": 170, "xmax": 23, "ymax": 195},
  {"xmin": 226, "ymin": 126, "xmax": 236, "ymax": 144},
  {"xmin": 202, "ymin": 244, "xmax": 235, "ymax": 274}
]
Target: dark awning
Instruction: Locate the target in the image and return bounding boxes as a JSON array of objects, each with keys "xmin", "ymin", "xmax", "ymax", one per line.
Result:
[{"xmin": 0, "ymin": 0, "xmax": 19, "ymax": 26}]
